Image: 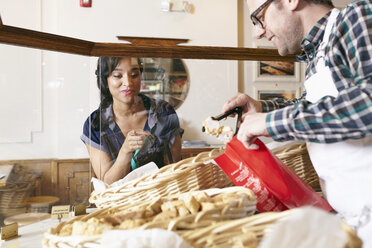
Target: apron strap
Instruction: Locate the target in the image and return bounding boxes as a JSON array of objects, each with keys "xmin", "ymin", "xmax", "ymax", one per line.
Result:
[{"xmin": 317, "ymin": 8, "xmax": 340, "ymax": 59}]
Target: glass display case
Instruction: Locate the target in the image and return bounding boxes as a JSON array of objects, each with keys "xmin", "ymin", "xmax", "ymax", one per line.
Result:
[{"xmin": 0, "ymin": 14, "xmax": 297, "ymax": 224}]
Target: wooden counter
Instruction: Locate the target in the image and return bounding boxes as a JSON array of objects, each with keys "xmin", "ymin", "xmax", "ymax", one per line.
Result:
[{"xmin": 0, "ymin": 148, "xmax": 215, "ymax": 207}]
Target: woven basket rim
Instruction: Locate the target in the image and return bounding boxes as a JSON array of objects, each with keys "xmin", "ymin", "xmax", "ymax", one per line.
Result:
[{"xmin": 89, "ymin": 148, "xmax": 232, "ymax": 208}]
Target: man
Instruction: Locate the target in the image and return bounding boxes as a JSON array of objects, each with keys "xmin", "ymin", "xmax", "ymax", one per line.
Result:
[{"xmin": 223, "ymin": 0, "xmax": 372, "ymax": 246}]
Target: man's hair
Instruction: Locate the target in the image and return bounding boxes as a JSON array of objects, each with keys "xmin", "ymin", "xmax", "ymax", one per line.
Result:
[{"xmin": 304, "ymin": 0, "xmax": 334, "ymax": 8}]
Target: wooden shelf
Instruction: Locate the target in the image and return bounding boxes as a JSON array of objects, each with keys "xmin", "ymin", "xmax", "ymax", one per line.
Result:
[
  {"xmin": 0, "ymin": 17, "xmax": 297, "ymax": 62},
  {"xmin": 0, "ymin": 25, "xmax": 94, "ymax": 56}
]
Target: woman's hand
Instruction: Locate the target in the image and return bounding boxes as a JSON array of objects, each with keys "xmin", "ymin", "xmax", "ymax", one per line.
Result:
[
  {"xmin": 222, "ymin": 92, "xmax": 262, "ymax": 116},
  {"xmin": 121, "ymin": 129, "xmax": 149, "ymax": 154}
]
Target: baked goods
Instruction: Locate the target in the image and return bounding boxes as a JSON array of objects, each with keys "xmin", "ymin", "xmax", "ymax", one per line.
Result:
[
  {"xmin": 45, "ymin": 187, "xmax": 256, "ymax": 238},
  {"xmin": 202, "ymin": 116, "xmax": 234, "ymax": 143}
]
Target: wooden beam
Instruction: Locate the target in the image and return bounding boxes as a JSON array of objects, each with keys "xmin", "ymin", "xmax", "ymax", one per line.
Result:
[
  {"xmin": 91, "ymin": 43, "xmax": 297, "ymax": 62},
  {"xmin": 0, "ymin": 25, "xmax": 94, "ymax": 56},
  {"xmin": 0, "ymin": 21, "xmax": 298, "ymax": 62},
  {"xmin": 0, "ymin": 15, "xmax": 3, "ymax": 29}
]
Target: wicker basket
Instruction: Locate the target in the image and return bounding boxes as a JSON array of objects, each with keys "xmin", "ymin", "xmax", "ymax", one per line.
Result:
[
  {"xmin": 90, "ymin": 143, "xmax": 322, "ymax": 208},
  {"xmin": 0, "ymin": 182, "xmax": 34, "ymax": 209},
  {"xmin": 89, "ymin": 148, "xmax": 234, "ymax": 208},
  {"xmin": 272, "ymin": 142, "xmax": 321, "ymax": 191},
  {"xmin": 180, "ymin": 209, "xmax": 362, "ymax": 248},
  {"xmin": 43, "ymin": 205, "xmax": 361, "ymax": 248},
  {"xmin": 43, "ymin": 187, "xmax": 257, "ymax": 248},
  {"xmin": 0, "ymin": 164, "xmax": 36, "ymax": 212}
]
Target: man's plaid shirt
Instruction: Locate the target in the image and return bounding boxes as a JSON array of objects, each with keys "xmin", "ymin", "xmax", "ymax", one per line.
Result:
[{"xmin": 261, "ymin": 0, "xmax": 372, "ymax": 143}]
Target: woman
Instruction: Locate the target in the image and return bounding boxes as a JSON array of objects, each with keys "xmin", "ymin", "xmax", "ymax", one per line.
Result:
[{"xmin": 81, "ymin": 57, "xmax": 182, "ymax": 184}]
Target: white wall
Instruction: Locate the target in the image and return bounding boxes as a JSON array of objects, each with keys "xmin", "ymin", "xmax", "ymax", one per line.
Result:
[{"xmin": 0, "ymin": 0, "xmax": 239, "ymax": 159}]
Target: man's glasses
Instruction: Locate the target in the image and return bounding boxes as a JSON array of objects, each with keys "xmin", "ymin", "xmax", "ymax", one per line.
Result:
[{"xmin": 250, "ymin": 0, "xmax": 274, "ymax": 29}]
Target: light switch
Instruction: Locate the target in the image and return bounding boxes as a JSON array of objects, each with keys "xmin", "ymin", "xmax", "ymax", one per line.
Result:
[
  {"xmin": 161, "ymin": 0, "xmax": 171, "ymax": 11},
  {"xmin": 161, "ymin": 0, "xmax": 191, "ymax": 13}
]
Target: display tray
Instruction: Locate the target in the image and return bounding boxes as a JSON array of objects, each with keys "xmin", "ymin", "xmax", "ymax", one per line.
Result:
[
  {"xmin": 25, "ymin": 196, "xmax": 60, "ymax": 213},
  {"xmin": 4, "ymin": 212, "xmax": 51, "ymax": 226}
]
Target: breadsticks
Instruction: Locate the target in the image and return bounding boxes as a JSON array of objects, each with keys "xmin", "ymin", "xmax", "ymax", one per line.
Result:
[{"xmin": 51, "ymin": 187, "xmax": 257, "ymax": 237}]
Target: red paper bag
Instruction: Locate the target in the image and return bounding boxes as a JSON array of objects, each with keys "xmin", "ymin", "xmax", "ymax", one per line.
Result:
[{"xmin": 214, "ymin": 137, "xmax": 332, "ymax": 212}]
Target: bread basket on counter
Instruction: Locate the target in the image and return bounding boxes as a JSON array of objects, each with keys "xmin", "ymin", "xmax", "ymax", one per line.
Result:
[
  {"xmin": 89, "ymin": 148, "xmax": 234, "ymax": 209},
  {"xmin": 0, "ymin": 182, "xmax": 34, "ymax": 210},
  {"xmin": 180, "ymin": 208, "xmax": 362, "ymax": 248},
  {"xmin": 0, "ymin": 164, "xmax": 37, "ymax": 214},
  {"xmin": 43, "ymin": 187, "xmax": 257, "ymax": 248},
  {"xmin": 43, "ymin": 203, "xmax": 361, "ymax": 248}
]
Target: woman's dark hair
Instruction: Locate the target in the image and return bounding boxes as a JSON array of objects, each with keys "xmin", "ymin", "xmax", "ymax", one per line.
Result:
[{"xmin": 92, "ymin": 57, "xmax": 143, "ymax": 129}]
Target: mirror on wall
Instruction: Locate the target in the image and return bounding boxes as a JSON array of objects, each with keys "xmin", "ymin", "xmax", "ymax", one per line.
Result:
[{"xmin": 140, "ymin": 58, "xmax": 189, "ymax": 109}]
